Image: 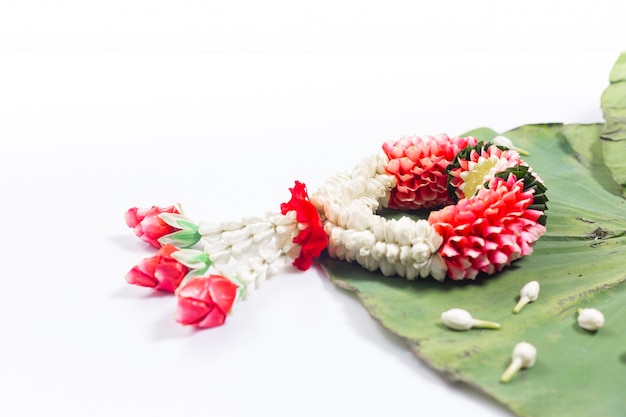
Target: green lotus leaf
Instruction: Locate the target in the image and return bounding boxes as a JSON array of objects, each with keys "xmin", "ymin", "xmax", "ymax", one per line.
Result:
[
  {"xmin": 319, "ymin": 55, "xmax": 626, "ymax": 417},
  {"xmin": 601, "ymin": 52, "xmax": 626, "ymax": 189}
]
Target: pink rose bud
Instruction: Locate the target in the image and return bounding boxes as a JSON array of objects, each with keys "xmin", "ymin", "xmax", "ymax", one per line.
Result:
[
  {"xmin": 175, "ymin": 275, "xmax": 239, "ymax": 329},
  {"xmin": 125, "ymin": 205, "xmax": 181, "ymax": 248},
  {"xmin": 125, "ymin": 244, "xmax": 189, "ymax": 292}
]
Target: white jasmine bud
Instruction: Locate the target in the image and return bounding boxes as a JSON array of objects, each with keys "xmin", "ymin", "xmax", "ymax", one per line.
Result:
[
  {"xmin": 577, "ymin": 307, "xmax": 605, "ymax": 331},
  {"xmin": 513, "ymin": 280, "xmax": 540, "ymax": 313},
  {"xmin": 441, "ymin": 308, "xmax": 501, "ymax": 331},
  {"xmin": 500, "ymin": 341, "xmax": 537, "ymax": 383},
  {"xmin": 492, "ymin": 135, "xmax": 530, "ymax": 156}
]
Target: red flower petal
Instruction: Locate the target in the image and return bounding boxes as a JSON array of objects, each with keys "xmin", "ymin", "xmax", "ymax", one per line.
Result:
[
  {"xmin": 124, "ymin": 207, "xmax": 142, "ymax": 228},
  {"xmin": 208, "ymin": 276, "xmax": 239, "ymax": 315},
  {"xmin": 280, "ymin": 181, "xmax": 328, "ymax": 270},
  {"xmin": 175, "ymin": 297, "xmax": 211, "ymax": 325},
  {"xmin": 175, "ymin": 275, "xmax": 238, "ymax": 329},
  {"xmin": 125, "ymin": 244, "xmax": 189, "ymax": 292},
  {"xmin": 125, "ymin": 266, "xmax": 158, "ymax": 288},
  {"xmin": 154, "ymin": 262, "xmax": 187, "ymax": 292},
  {"xmin": 134, "ymin": 255, "xmax": 159, "ymax": 277},
  {"xmin": 196, "ymin": 306, "xmax": 227, "ymax": 329},
  {"xmin": 124, "ymin": 205, "xmax": 181, "ymax": 248}
]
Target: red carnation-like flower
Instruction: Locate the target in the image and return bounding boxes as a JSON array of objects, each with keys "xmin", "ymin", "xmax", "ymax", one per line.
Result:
[
  {"xmin": 428, "ymin": 174, "xmax": 546, "ymax": 280},
  {"xmin": 125, "ymin": 244, "xmax": 189, "ymax": 292},
  {"xmin": 125, "ymin": 205, "xmax": 181, "ymax": 248},
  {"xmin": 175, "ymin": 275, "xmax": 239, "ymax": 329},
  {"xmin": 382, "ymin": 135, "xmax": 478, "ymax": 210},
  {"xmin": 280, "ymin": 181, "xmax": 328, "ymax": 270}
]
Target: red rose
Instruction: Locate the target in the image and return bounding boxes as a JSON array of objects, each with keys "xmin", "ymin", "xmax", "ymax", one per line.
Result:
[
  {"xmin": 125, "ymin": 205, "xmax": 180, "ymax": 248},
  {"xmin": 280, "ymin": 181, "xmax": 328, "ymax": 270},
  {"xmin": 175, "ymin": 275, "xmax": 239, "ymax": 329},
  {"xmin": 125, "ymin": 244, "xmax": 189, "ymax": 292}
]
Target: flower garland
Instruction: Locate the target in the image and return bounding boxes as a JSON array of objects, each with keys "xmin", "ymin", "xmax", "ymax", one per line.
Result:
[
  {"xmin": 123, "ymin": 134, "xmax": 548, "ymax": 329},
  {"xmin": 124, "ymin": 182, "xmax": 328, "ymax": 329}
]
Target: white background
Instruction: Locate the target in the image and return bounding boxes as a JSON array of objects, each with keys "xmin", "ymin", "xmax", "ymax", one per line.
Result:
[{"xmin": 1, "ymin": 1, "xmax": 624, "ymax": 416}]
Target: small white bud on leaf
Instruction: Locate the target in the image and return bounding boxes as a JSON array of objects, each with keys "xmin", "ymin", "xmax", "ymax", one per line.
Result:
[
  {"xmin": 492, "ymin": 135, "xmax": 530, "ymax": 156},
  {"xmin": 500, "ymin": 341, "xmax": 537, "ymax": 383},
  {"xmin": 577, "ymin": 307, "xmax": 605, "ymax": 331},
  {"xmin": 513, "ymin": 280, "xmax": 540, "ymax": 314},
  {"xmin": 441, "ymin": 308, "xmax": 501, "ymax": 331}
]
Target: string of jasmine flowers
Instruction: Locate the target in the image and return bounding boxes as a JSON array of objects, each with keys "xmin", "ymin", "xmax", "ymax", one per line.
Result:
[
  {"xmin": 310, "ymin": 152, "xmax": 447, "ymax": 281},
  {"xmin": 124, "ymin": 181, "xmax": 328, "ymax": 328},
  {"xmin": 195, "ymin": 212, "xmax": 301, "ymax": 296}
]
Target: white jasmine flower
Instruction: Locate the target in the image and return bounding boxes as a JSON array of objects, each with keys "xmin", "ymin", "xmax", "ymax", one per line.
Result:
[
  {"xmin": 500, "ymin": 341, "xmax": 537, "ymax": 383},
  {"xmin": 385, "ymin": 243, "xmax": 401, "ymax": 263},
  {"xmin": 229, "ymin": 240, "xmax": 252, "ymax": 259},
  {"xmin": 219, "ymin": 220, "xmax": 244, "ymax": 231},
  {"xmin": 440, "ymin": 308, "xmax": 501, "ymax": 331},
  {"xmin": 428, "ymin": 254, "xmax": 447, "ymax": 282},
  {"xmin": 197, "ymin": 221, "xmax": 222, "ymax": 238},
  {"xmin": 399, "ymin": 245, "xmax": 413, "ymax": 265},
  {"xmin": 493, "ymin": 135, "xmax": 529, "ymax": 156},
  {"xmin": 245, "ymin": 221, "xmax": 274, "ymax": 235},
  {"xmin": 378, "ymin": 259, "xmax": 395, "ymax": 276},
  {"xmin": 221, "ymin": 229, "xmax": 248, "ymax": 245},
  {"xmin": 513, "ymin": 280, "xmax": 540, "ymax": 313},
  {"xmin": 577, "ymin": 307, "xmax": 605, "ymax": 331},
  {"xmin": 313, "ymin": 152, "xmax": 448, "ymax": 281},
  {"xmin": 492, "ymin": 135, "xmax": 515, "ymax": 149},
  {"xmin": 356, "ymin": 252, "xmax": 379, "ymax": 271}
]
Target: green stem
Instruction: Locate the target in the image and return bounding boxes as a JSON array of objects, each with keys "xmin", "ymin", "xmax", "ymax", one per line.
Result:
[
  {"xmin": 500, "ymin": 358, "xmax": 522, "ymax": 383},
  {"xmin": 515, "ymin": 146, "xmax": 530, "ymax": 156},
  {"xmin": 472, "ymin": 319, "xmax": 501, "ymax": 329},
  {"xmin": 513, "ymin": 296, "xmax": 530, "ymax": 314}
]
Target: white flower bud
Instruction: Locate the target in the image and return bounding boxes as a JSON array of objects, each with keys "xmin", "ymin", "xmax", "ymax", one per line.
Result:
[
  {"xmin": 492, "ymin": 135, "xmax": 530, "ymax": 156},
  {"xmin": 429, "ymin": 254, "xmax": 447, "ymax": 282},
  {"xmin": 441, "ymin": 308, "xmax": 501, "ymax": 331},
  {"xmin": 220, "ymin": 220, "xmax": 244, "ymax": 231},
  {"xmin": 513, "ymin": 280, "xmax": 540, "ymax": 313},
  {"xmin": 577, "ymin": 307, "xmax": 605, "ymax": 331},
  {"xmin": 198, "ymin": 222, "xmax": 222, "ymax": 238},
  {"xmin": 492, "ymin": 135, "xmax": 515, "ymax": 149},
  {"xmin": 501, "ymin": 341, "xmax": 537, "ymax": 383},
  {"xmin": 245, "ymin": 221, "xmax": 273, "ymax": 235}
]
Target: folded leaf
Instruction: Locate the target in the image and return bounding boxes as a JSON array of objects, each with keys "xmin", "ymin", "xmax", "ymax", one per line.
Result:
[{"xmin": 601, "ymin": 51, "xmax": 626, "ymax": 187}]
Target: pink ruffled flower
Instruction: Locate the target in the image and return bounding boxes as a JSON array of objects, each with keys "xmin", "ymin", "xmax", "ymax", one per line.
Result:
[
  {"xmin": 125, "ymin": 244, "xmax": 189, "ymax": 292},
  {"xmin": 125, "ymin": 205, "xmax": 181, "ymax": 248},
  {"xmin": 428, "ymin": 174, "xmax": 546, "ymax": 280},
  {"xmin": 382, "ymin": 135, "xmax": 478, "ymax": 210},
  {"xmin": 175, "ymin": 275, "xmax": 239, "ymax": 329},
  {"xmin": 280, "ymin": 181, "xmax": 328, "ymax": 270},
  {"xmin": 447, "ymin": 143, "xmax": 522, "ymax": 201}
]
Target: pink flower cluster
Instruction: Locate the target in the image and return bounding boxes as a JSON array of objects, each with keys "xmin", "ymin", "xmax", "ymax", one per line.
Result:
[
  {"xmin": 428, "ymin": 174, "xmax": 546, "ymax": 280},
  {"xmin": 382, "ymin": 135, "xmax": 478, "ymax": 210},
  {"xmin": 447, "ymin": 143, "xmax": 522, "ymax": 201},
  {"xmin": 381, "ymin": 135, "xmax": 547, "ymax": 281}
]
